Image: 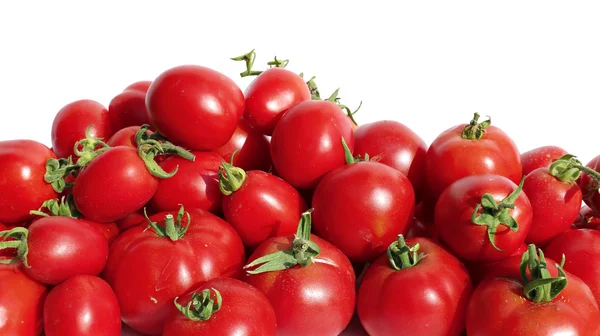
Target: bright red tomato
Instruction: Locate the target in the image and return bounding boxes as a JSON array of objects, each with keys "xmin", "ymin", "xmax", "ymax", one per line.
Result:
[
  {"xmin": 406, "ymin": 200, "xmax": 439, "ymax": 241},
  {"xmin": 108, "ymin": 88, "xmax": 150, "ymax": 132},
  {"xmin": 146, "ymin": 65, "xmax": 244, "ymax": 150},
  {"xmin": 435, "ymin": 174, "xmax": 532, "ymax": 262},
  {"xmin": 357, "ymin": 236, "xmax": 473, "ymax": 336},
  {"xmin": 0, "ymin": 223, "xmax": 13, "ymax": 257},
  {"xmin": 44, "ymin": 275, "xmax": 121, "ymax": 336},
  {"xmin": 573, "ymin": 205, "xmax": 600, "ymax": 230},
  {"xmin": 465, "ymin": 243, "xmax": 528, "ymax": 286},
  {"xmin": 125, "ymin": 80, "xmax": 152, "ymax": 93},
  {"xmin": 51, "ymin": 99, "xmax": 114, "ymax": 159},
  {"xmin": 163, "ymin": 277, "xmax": 277, "ymax": 336},
  {"xmin": 103, "ymin": 207, "xmax": 245, "ymax": 336},
  {"xmin": 88, "ymin": 221, "xmax": 120, "ymax": 246},
  {"xmin": 579, "ymin": 154, "xmax": 600, "ymax": 213},
  {"xmin": 353, "ymin": 120, "xmax": 427, "ymax": 201},
  {"xmin": 270, "ymin": 100, "xmax": 355, "ymax": 189},
  {"xmin": 115, "ymin": 210, "xmax": 147, "ymax": 232},
  {"xmin": 106, "ymin": 126, "xmax": 148, "ymax": 148},
  {"xmin": 425, "ymin": 113, "xmax": 522, "ymax": 199},
  {"xmin": 521, "ymin": 145, "xmax": 568, "ymax": 176},
  {"xmin": 214, "ymin": 119, "xmax": 272, "ymax": 172}
]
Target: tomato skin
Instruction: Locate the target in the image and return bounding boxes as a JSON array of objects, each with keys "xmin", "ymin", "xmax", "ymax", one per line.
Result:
[
  {"xmin": 103, "ymin": 208, "xmax": 245, "ymax": 336},
  {"xmin": 353, "ymin": 120, "xmax": 428, "ymax": 201},
  {"xmin": 108, "ymin": 89, "xmax": 150, "ymax": 131},
  {"xmin": 435, "ymin": 174, "xmax": 533, "ymax": 262},
  {"xmin": 106, "ymin": 125, "xmax": 145, "ymax": 148},
  {"xmin": 579, "ymin": 154, "xmax": 600, "ymax": 213},
  {"xmin": 73, "ymin": 146, "xmax": 159, "ymax": 223},
  {"xmin": 51, "ymin": 99, "xmax": 114, "ymax": 159},
  {"xmin": 222, "ymin": 170, "xmax": 307, "ymax": 249},
  {"xmin": 573, "ymin": 205, "xmax": 600, "ymax": 229},
  {"xmin": 214, "ymin": 119, "xmax": 272, "ymax": 172},
  {"xmin": 125, "ymin": 80, "xmax": 152, "ymax": 93},
  {"xmin": 0, "ymin": 140, "xmax": 58, "ymax": 223},
  {"xmin": 357, "ymin": 238, "xmax": 473, "ymax": 336},
  {"xmin": 87, "ymin": 221, "xmax": 120, "ymax": 246},
  {"xmin": 164, "ymin": 277, "xmax": 277, "ymax": 336},
  {"xmin": 465, "ymin": 243, "xmax": 527, "ymax": 286},
  {"xmin": 270, "ymin": 100, "xmax": 355, "ymax": 190},
  {"xmin": 522, "ymin": 167, "xmax": 582, "ymax": 246},
  {"xmin": 146, "ymin": 65, "xmax": 244, "ymax": 150},
  {"xmin": 521, "ymin": 145, "xmax": 568, "ymax": 176},
  {"xmin": 244, "ymin": 235, "xmax": 356, "ymax": 336},
  {"xmin": 43, "ymin": 275, "xmax": 121, "ymax": 336},
  {"xmin": 243, "ymin": 67, "xmax": 311, "ymax": 136}
]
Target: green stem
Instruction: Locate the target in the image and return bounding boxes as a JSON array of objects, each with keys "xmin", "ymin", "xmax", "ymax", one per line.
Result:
[
  {"xmin": 174, "ymin": 288, "xmax": 222, "ymax": 321},
  {"xmin": 218, "ymin": 161, "xmax": 247, "ymax": 196},
  {"xmin": 387, "ymin": 235, "xmax": 422, "ymax": 271},
  {"xmin": 143, "ymin": 205, "xmax": 190, "ymax": 241},
  {"xmin": 461, "ymin": 112, "xmax": 491, "ymax": 140},
  {"xmin": 520, "ymin": 244, "xmax": 567, "ymax": 303},
  {"xmin": 0, "ymin": 227, "xmax": 30, "ymax": 267},
  {"xmin": 135, "ymin": 125, "xmax": 195, "ymax": 179},
  {"xmin": 342, "ymin": 137, "xmax": 368, "ymax": 164},
  {"xmin": 30, "ymin": 195, "xmax": 81, "ymax": 218}
]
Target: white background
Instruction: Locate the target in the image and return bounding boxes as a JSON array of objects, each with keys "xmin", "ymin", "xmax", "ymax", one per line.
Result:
[{"xmin": 1, "ymin": 1, "xmax": 599, "ymax": 163}]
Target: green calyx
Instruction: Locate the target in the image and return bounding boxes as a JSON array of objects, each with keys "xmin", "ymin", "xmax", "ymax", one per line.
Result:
[
  {"xmin": 144, "ymin": 205, "xmax": 190, "ymax": 241},
  {"xmin": 520, "ymin": 244, "xmax": 567, "ymax": 303},
  {"xmin": 0, "ymin": 227, "xmax": 30, "ymax": 267},
  {"xmin": 471, "ymin": 176, "xmax": 525, "ymax": 251},
  {"xmin": 549, "ymin": 155, "xmax": 600, "ymax": 188},
  {"xmin": 218, "ymin": 159, "xmax": 247, "ymax": 196},
  {"xmin": 73, "ymin": 125, "xmax": 110, "ymax": 167},
  {"xmin": 231, "ymin": 49, "xmax": 289, "ymax": 78},
  {"xmin": 174, "ymin": 288, "xmax": 222, "ymax": 322},
  {"xmin": 325, "ymin": 88, "xmax": 362, "ymax": 128},
  {"xmin": 387, "ymin": 235, "xmax": 423, "ymax": 271},
  {"xmin": 135, "ymin": 125, "xmax": 196, "ymax": 179},
  {"xmin": 244, "ymin": 210, "xmax": 320, "ymax": 275},
  {"xmin": 461, "ymin": 113, "xmax": 491, "ymax": 140},
  {"xmin": 342, "ymin": 137, "xmax": 369, "ymax": 164},
  {"xmin": 30, "ymin": 195, "xmax": 81, "ymax": 218}
]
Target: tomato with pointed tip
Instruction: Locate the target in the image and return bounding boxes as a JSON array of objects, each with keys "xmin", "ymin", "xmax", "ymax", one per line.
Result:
[
  {"xmin": 579, "ymin": 154, "xmax": 600, "ymax": 213},
  {"xmin": 214, "ymin": 119, "xmax": 272, "ymax": 172},
  {"xmin": 521, "ymin": 145, "xmax": 568, "ymax": 176}
]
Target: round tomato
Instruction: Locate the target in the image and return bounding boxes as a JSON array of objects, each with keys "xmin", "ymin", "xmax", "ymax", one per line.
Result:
[
  {"xmin": 146, "ymin": 65, "xmax": 244, "ymax": 150},
  {"xmin": 214, "ymin": 119, "xmax": 272, "ymax": 172},
  {"xmin": 164, "ymin": 278, "xmax": 277, "ymax": 336},
  {"xmin": 357, "ymin": 236, "xmax": 473, "ymax": 336},
  {"xmin": 425, "ymin": 113, "xmax": 522, "ymax": 199},
  {"xmin": 115, "ymin": 209, "xmax": 147, "ymax": 232},
  {"xmin": 465, "ymin": 243, "xmax": 528, "ymax": 286},
  {"xmin": 573, "ymin": 205, "xmax": 600, "ymax": 230},
  {"xmin": 108, "ymin": 87, "xmax": 150, "ymax": 131},
  {"xmin": 106, "ymin": 125, "xmax": 150, "ymax": 148},
  {"xmin": 125, "ymin": 80, "xmax": 152, "ymax": 93},
  {"xmin": 521, "ymin": 145, "xmax": 568, "ymax": 176},
  {"xmin": 579, "ymin": 154, "xmax": 600, "ymax": 213},
  {"xmin": 406, "ymin": 200, "xmax": 439, "ymax": 241},
  {"xmin": 44, "ymin": 275, "xmax": 121, "ymax": 336}
]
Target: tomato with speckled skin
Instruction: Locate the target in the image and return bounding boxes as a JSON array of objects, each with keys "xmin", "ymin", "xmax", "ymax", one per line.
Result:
[
  {"xmin": 521, "ymin": 146, "xmax": 568, "ymax": 176},
  {"xmin": 579, "ymin": 154, "xmax": 600, "ymax": 213},
  {"xmin": 214, "ymin": 120, "xmax": 272, "ymax": 172}
]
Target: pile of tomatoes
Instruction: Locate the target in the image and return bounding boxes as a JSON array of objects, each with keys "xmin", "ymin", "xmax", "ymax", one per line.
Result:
[{"xmin": 2, "ymin": 50, "xmax": 600, "ymax": 336}]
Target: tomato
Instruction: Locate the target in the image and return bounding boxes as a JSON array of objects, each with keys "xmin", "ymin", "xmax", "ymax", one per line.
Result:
[
  {"xmin": 353, "ymin": 120, "xmax": 427, "ymax": 202},
  {"xmin": 0, "ymin": 223, "xmax": 13, "ymax": 258},
  {"xmin": 521, "ymin": 145, "xmax": 568, "ymax": 176},
  {"xmin": 220, "ymin": 163, "xmax": 307, "ymax": 249},
  {"xmin": 0, "ymin": 260, "xmax": 48, "ymax": 336},
  {"xmin": 465, "ymin": 243, "xmax": 528, "ymax": 286},
  {"xmin": 573, "ymin": 205, "xmax": 600, "ymax": 230},
  {"xmin": 116, "ymin": 209, "xmax": 147, "ymax": 232},
  {"xmin": 106, "ymin": 126, "xmax": 147, "ymax": 148},
  {"xmin": 357, "ymin": 236, "xmax": 473, "ymax": 336},
  {"xmin": 270, "ymin": 100, "xmax": 355, "ymax": 189},
  {"xmin": 425, "ymin": 113, "xmax": 522, "ymax": 199},
  {"xmin": 103, "ymin": 206, "xmax": 245, "ymax": 336},
  {"xmin": 43, "ymin": 275, "xmax": 121, "ymax": 336},
  {"xmin": 163, "ymin": 277, "xmax": 277, "ymax": 336},
  {"xmin": 108, "ymin": 87, "xmax": 150, "ymax": 132},
  {"xmin": 244, "ymin": 212, "xmax": 356, "ymax": 336},
  {"xmin": 125, "ymin": 80, "xmax": 152, "ymax": 93},
  {"xmin": 88, "ymin": 221, "xmax": 120, "ymax": 246},
  {"xmin": 146, "ymin": 65, "xmax": 244, "ymax": 150},
  {"xmin": 406, "ymin": 200, "xmax": 439, "ymax": 241},
  {"xmin": 0, "ymin": 140, "xmax": 58, "ymax": 223},
  {"xmin": 435, "ymin": 174, "xmax": 532, "ymax": 262},
  {"xmin": 466, "ymin": 245, "xmax": 600, "ymax": 336},
  {"xmin": 579, "ymin": 154, "xmax": 600, "ymax": 213},
  {"xmin": 51, "ymin": 99, "xmax": 114, "ymax": 159},
  {"xmin": 214, "ymin": 119, "xmax": 272, "ymax": 172}
]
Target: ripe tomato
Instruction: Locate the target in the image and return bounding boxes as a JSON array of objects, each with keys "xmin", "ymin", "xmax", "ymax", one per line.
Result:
[
  {"xmin": 163, "ymin": 278, "xmax": 277, "ymax": 336},
  {"xmin": 270, "ymin": 100, "xmax": 355, "ymax": 189},
  {"xmin": 0, "ymin": 140, "xmax": 58, "ymax": 223},
  {"xmin": 0, "ymin": 223, "xmax": 14, "ymax": 257},
  {"xmin": 357, "ymin": 236, "xmax": 473, "ymax": 336},
  {"xmin": 579, "ymin": 154, "xmax": 600, "ymax": 213},
  {"xmin": 521, "ymin": 145, "xmax": 568, "ymax": 176},
  {"xmin": 43, "ymin": 275, "xmax": 121, "ymax": 336},
  {"xmin": 106, "ymin": 125, "xmax": 150, "ymax": 148},
  {"xmin": 435, "ymin": 174, "xmax": 532, "ymax": 262},
  {"xmin": 406, "ymin": 200, "xmax": 439, "ymax": 241},
  {"xmin": 353, "ymin": 120, "xmax": 427, "ymax": 201},
  {"xmin": 425, "ymin": 113, "xmax": 522, "ymax": 198},
  {"xmin": 125, "ymin": 80, "xmax": 152, "ymax": 93},
  {"xmin": 214, "ymin": 119, "xmax": 272, "ymax": 172},
  {"xmin": 573, "ymin": 205, "xmax": 600, "ymax": 230},
  {"xmin": 51, "ymin": 99, "xmax": 114, "ymax": 159},
  {"xmin": 103, "ymin": 207, "xmax": 245, "ymax": 336},
  {"xmin": 89, "ymin": 221, "xmax": 120, "ymax": 246},
  {"xmin": 465, "ymin": 243, "xmax": 528, "ymax": 286},
  {"xmin": 0, "ymin": 260, "xmax": 48, "ymax": 336},
  {"xmin": 115, "ymin": 209, "xmax": 147, "ymax": 232},
  {"xmin": 108, "ymin": 86, "xmax": 150, "ymax": 132},
  {"xmin": 244, "ymin": 212, "xmax": 356, "ymax": 336},
  {"xmin": 146, "ymin": 65, "xmax": 244, "ymax": 150}
]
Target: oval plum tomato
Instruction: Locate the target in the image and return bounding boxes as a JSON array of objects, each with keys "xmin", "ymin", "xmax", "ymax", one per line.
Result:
[
  {"xmin": 163, "ymin": 278, "xmax": 277, "ymax": 336},
  {"xmin": 243, "ymin": 212, "xmax": 356, "ymax": 336},
  {"xmin": 270, "ymin": 100, "xmax": 355, "ymax": 190},
  {"xmin": 106, "ymin": 125, "xmax": 150, "ymax": 148},
  {"xmin": 219, "ymin": 162, "xmax": 307, "ymax": 249},
  {"xmin": 466, "ymin": 245, "xmax": 600, "ymax": 336},
  {"xmin": 578, "ymin": 154, "xmax": 600, "ymax": 213},
  {"xmin": 108, "ymin": 88, "xmax": 150, "ymax": 131},
  {"xmin": 43, "ymin": 275, "xmax": 121, "ymax": 336},
  {"xmin": 51, "ymin": 99, "xmax": 113, "ymax": 159},
  {"xmin": 357, "ymin": 236, "xmax": 473, "ymax": 336},
  {"xmin": 435, "ymin": 174, "xmax": 532, "ymax": 262},
  {"xmin": 103, "ymin": 206, "xmax": 245, "ymax": 336},
  {"xmin": 353, "ymin": 120, "xmax": 428, "ymax": 202},
  {"xmin": 0, "ymin": 140, "xmax": 58, "ymax": 223},
  {"xmin": 0, "ymin": 260, "xmax": 48, "ymax": 336},
  {"xmin": 0, "ymin": 216, "xmax": 108, "ymax": 285},
  {"xmin": 425, "ymin": 113, "xmax": 522, "ymax": 199},
  {"xmin": 146, "ymin": 65, "xmax": 244, "ymax": 150},
  {"xmin": 573, "ymin": 205, "xmax": 600, "ymax": 230},
  {"xmin": 125, "ymin": 80, "xmax": 152, "ymax": 93},
  {"xmin": 521, "ymin": 145, "xmax": 568, "ymax": 176},
  {"xmin": 214, "ymin": 119, "xmax": 272, "ymax": 172}
]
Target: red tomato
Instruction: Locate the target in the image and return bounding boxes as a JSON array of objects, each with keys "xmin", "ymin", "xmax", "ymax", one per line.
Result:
[
  {"xmin": 357, "ymin": 236, "xmax": 473, "ymax": 336},
  {"xmin": 244, "ymin": 212, "xmax": 356, "ymax": 336},
  {"xmin": 163, "ymin": 278, "xmax": 277, "ymax": 336},
  {"xmin": 573, "ymin": 205, "xmax": 600, "ymax": 230},
  {"xmin": 425, "ymin": 113, "xmax": 522, "ymax": 199},
  {"xmin": 214, "ymin": 119, "xmax": 272, "ymax": 172},
  {"xmin": 0, "ymin": 223, "xmax": 14, "ymax": 257},
  {"xmin": 106, "ymin": 126, "xmax": 146, "ymax": 148},
  {"xmin": 465, "ymin": 243, "xmax": 528, "ymax": 286},
  {"xmin": 579, "ymin": 154, "xmax": 600, "ymax": 213},
  {"xmin": 406, "ymin": 200, "xmax": 439, "ymax": 241},
  {"xmin": 116, "ymin": 210, "xmax": 147, "ymax": 232},
  {"xmin": 0, "ymin": 260, "xmax": 48, "ymax": 336},
  {"xmin": 125, "ymin": 80, "xmax": 152, "ymax": 93},
  {"xmin": 103, "ymin": 207, "xmax": 245, "ymax": 336},
  {"xmin": 146, "ymin": 65, "xmax": 244, "ymax": 150},
  {"xmin": 44, "ymin": 275, "xmax": 121, "ymax": 336},
  {"xmin": 108, "ymin": 89, "xmax": 150, "ymax": 131},
  {"xmin": 270, "ymin": 100, "xmax": 355, "ymax": 189},
  {"xmin": 435, "ymin": 174, "xmax": 532, "ymax": 262},
  {"xmin": 353, "ymin": 120, "xmax": 428, "ymax": 202},
  {"xmin": 87, "ymin": 221, "xmax": 120, "ymax": 246},
  {"xmin": 0, "ymin": 140, "xmax": 58, "ymax": 223},
  {"xmin": 51, "ymin": 99, "xmax": 114, "ymax": 159},
  {"xmin": 521, "ymin": 145, "xmax": 568, "ymax": 176},
  {"xmin": 243, "ymin": 67, "xmax": 311, "ymax": 135}
]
